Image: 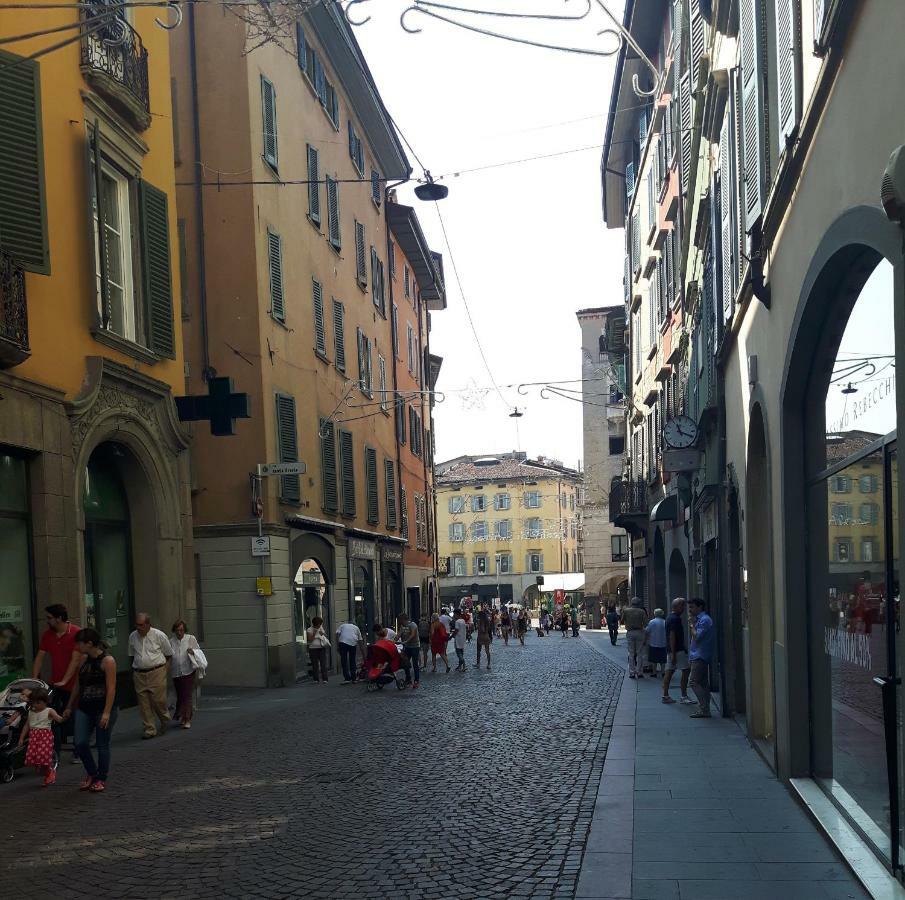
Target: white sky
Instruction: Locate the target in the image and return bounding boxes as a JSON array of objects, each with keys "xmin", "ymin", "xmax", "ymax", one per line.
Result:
[{"xmin": 355, "ymin": 1, "xmax": 626, "ymax": 468}]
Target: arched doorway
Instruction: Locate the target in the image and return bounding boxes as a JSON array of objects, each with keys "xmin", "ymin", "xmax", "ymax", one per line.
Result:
[
  {"xmin": 293, "ymin": 559, "xmax": 331, "ymax": 676},
  {"xmin": 353, "ymin": 561, "xmax": 375, "ymax": 638},
  {"xmin": 652, "ymin": 529, "xmax": 666, "ymax": 611},
  {"xmin": 746, "ymin": 405, "xmax": 775, "ymax": 755},
  {"xmin": 668, "ymin": 549, "xmax": 686, "ymax": 603}
]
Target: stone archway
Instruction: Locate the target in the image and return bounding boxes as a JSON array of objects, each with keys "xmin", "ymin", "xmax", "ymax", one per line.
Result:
[{"xmin": 668, "ymin": 549, "xmax": 686, "ymax": 603}]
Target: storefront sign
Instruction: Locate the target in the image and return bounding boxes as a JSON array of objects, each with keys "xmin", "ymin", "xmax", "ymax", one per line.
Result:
[
  {"xmin": 349, "ymin": 539, "xmax": 375, "ymax": 560},
  {"xmin": 381, "ymin": 545, "xmax": 403, "ymax": 563},
  {"xmin": 824, "ymin": 626, "xmax": 872, "ymax": 670},
  {"xmin": 0, "ymin": 606, "xmax": 22, "ymax": 623},
  {"xmin": 632, "ymin": 538, "xmax": 647, "ymax": 558},
  {"xmin": 701, "ymin": 504, "xmax": 717, "ymax": 544}
]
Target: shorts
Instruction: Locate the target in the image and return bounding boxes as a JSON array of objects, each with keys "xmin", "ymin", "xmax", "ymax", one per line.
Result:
[
  {"xmin": 666, "ymin": 650, "xmax": 690, "ymax": 672},
  {"xmin": 648, "ymin": 646, "xmax": 667, "ymax": 665}
]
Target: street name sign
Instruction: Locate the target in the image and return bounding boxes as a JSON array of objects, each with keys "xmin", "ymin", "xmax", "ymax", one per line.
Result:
[{"xmin": 258, "ymin": 462, "xmax": 307, "ymax": 476}]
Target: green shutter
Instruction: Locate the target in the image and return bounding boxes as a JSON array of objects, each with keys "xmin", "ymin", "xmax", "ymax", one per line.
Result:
[
  {"xmin": 138, "ymin": 180, "xmax": 174, "ymax": 357},
  {"xmin": 268, "ymin": 229, "xmax": 284, "ymax": 321},
  {"xmin": 275, "ymin": 394, "xmax": 300, "ymax": 502},
  {"xmin": 327, "ymin": 175, "xmax": 340, "ymax": 249},
  {"xmin": 320, "ymin": 418, "xmax": 338, "ymax": 512},
  {"xmin": 261, "ymin": 76, "xmax": 277, "ymax": 170},
  {"xmin": 333, "ymin": 299, "xmax": 345, "ymax": 371},
  {"xmin": 312, "ymin": 278, "xmax": 326, "ymax": 356},
  {"xmin": 385, "ymin": 458, "xmax": 397, "ymax": 529},
  {"xmin": 355, "ymin": 221, "xmax": 366, "ymax": 285},
  {"xmin": 307, "ymin": 145, "xmax": 320, "ymax": 225},
  {"xmin": 401, "ymin": 486, "xmax": 409, "ymax": 540},
  {"xmin": 0, "ymin": 50, "xmax": 49, "ymax": 274},
  {"xmin": 339, "ymin": 429, "xmax": 355, "ymax": 516},
  {"xmin": 365, "ymin": 446, "xmax": 378, "ymax": 524}
]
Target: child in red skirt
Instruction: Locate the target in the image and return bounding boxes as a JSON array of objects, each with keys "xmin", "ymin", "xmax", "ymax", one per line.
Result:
[{"xmin": 18, "ymin": 688, "xmax": 63, "ymax": 786}]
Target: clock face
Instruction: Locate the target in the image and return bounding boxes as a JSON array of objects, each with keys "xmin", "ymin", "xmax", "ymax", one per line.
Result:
[{"xmin": 664, "ymin": 415, "xmax": 698, "ymax": 449}]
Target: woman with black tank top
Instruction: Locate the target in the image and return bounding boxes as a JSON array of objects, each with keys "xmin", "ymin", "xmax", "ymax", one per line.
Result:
[{"xmin": 64, "ymin": 628, "xmax": 117, "ymax": 793}]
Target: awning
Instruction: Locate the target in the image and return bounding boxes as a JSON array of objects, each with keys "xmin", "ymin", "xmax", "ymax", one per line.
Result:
[
  {"xmin": 650, "ymin": 494, "xmax": 679, "ymax": 523},
  {"xmin": 536, "ymin": 574, "xmax": 585, "ymax": 593}
]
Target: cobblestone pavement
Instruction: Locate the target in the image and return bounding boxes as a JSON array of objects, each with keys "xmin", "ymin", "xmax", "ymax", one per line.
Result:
[{"xmin": 1, "ymin": 633, "xmax": 621, "ymax": 899}]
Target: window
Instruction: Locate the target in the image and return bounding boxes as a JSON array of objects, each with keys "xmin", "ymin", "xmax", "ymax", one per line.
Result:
[
  {"xmin": 609, "ymin": 436, "xmax": 626, "ymax": 456},
  {"xmin": 526, "ymin": 517, "xmax": 542, "ymax": 538},
  {"xmin": 497, "ymin": 554, "xmax": 512, "ymax": 575},
  {"xmin": 570, "ymin": 520, "xmax": 577, "ymax": 539},
  {"xmin": 312, "ymin": 279, "xmax": 326, "ymax": 357},
  {"xmin": 365, "ymin": 446, "xmax": 378, "ymax": 524},
  {"xmin": 348, "ymin": 120, "xmax": 364, "ymax": 174},
  {"xmin": 524, "ymin": 491, "xmax": 541, "ymax": 509},
  {"xmin": 275, "ymin": 394, "xmax": 299, "ymax": 502},
  {"xmin": 830, "ymin": 475, "xmax": 851, "ymax": 493},
  {"xmin": 569, "ymin": 493, "xmax": 575, "ymax": 511},
  {"xmin": 354, "ymin": 221, "xmax": 366, "ymax": 287},
  {"xmin": 297, "ymin": 23, "xmax": 315, "ymax": 84},
  {"xmin": 471, "ymin": 495, "xmax": 486, "ymax": 513},
  {"xmin": 527, "ymin": 552, "xmax": 544, "ymax": 574},
  {"xmin": 407, "ymin": 323, "xmax": 415, "ymax": 373},
  {"xmin": 339, "ymin": 430, "xmax": 355, "ymax": 516},
  {"xmin": 371, "ymin": 169, "xmax": 381, "ymax": 206},
  {"xmin": 267, "ymin": 229, "xmax": 284, "ymax": 322},
  {"xmin": 494, "ymin": 493, "xmax": 511, "ymax": 510},
  {"xmin": 448, "ymin": 495, "xmax": 465, "ymax": 514},
  {"xmin": 495, "ymin": 520, "xmax": 512, "ymax": 540},
  {"xmin": 326, "ymin": 175, "xmax": 340, "ymax": 249},
  {"xmin": 861, "ymin": 538, "xmax": 879, "ymax": 562},
  {"xmin": 319, "ymin": 418, "xmax": 338, "ymax": 512},
  {"xmin": 404, "ymin": 264, "xmax": 410, "ymax": 298},
  {"xmin": 449, "ymin": 522, "xmax": 465, "ymax": 542},
  {"xmin": 378, "ymin": 355, "xmax": 388, "ymax": 412},
  {"xmin": 611, "ymin": 534, "xmax": 629, "ymax": 562},
  {"xmin": 370, "ymin": 247, "xmax": 385, "ymax": 315},
  {"xmin": 261, "ymin": 76, "xmax": 277, "ymax": 170},
  {"xmin": 415, "ymin": 495, "xmax": 427, "ymax": 550},
  {"xmin": 307, "ymin": 145, "xmax": 320, "ymax": 225},
  {"xmin": 401, "ymin": 486, "xmax": 409, "ymax": 541},
  {"xmin": 834, "ymin": 539, "xmax": 853, "ymax": 563},
  {"xmin": 384, "ymin": 459, "xmax": 397, "ymax": 529},
  {"xmin": 471, "ymin": 521, "xmax": 487, "ymax": 541},
  {"xmin": 452, "ymin": 555, "xmax": 466, "ymax": 577},
  {"xmin": 356, "ymin": 329, "xmax": 372, "ymax": 395},
  {"xmin": 391, "ymin": 304, "xmax": 399, "ymax": 357},
  {"xmin": 473, "ymin": 555, "xmax": 488, "ymax": 576},
  {"xmin": 859, "ymin": 475, "xmax": 879, "ymax": 494},
  {"xmin": 408, "ymin": 407, "xmax": 422, "ymax": 457},
  {"xmin": 332, "ymin": 300, "xmax": 345, "ymax": 372},
  {"xmin": 859, "ymin": 503, "xmax": 879, "ymax": 526},
  {"xmin": 830, "ymin": 502, "xmax": 852, "ymax": 524},
  {"xmin": 323, "ymin": 79, "xmax": 339, "ymax": 128}
]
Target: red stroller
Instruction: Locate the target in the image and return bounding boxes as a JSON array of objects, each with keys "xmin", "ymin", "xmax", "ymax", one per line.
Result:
[{"xmin": 364, "ymin": 639, "xmax": 407, "ymax": 692}]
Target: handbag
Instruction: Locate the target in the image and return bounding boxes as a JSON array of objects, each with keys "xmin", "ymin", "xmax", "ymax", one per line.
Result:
[{"xmin": 188, "ymin": 646, "xmax": 208, "ymax": 678}]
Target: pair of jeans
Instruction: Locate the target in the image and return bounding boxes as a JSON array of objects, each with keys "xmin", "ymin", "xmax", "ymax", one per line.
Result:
[
  {"xmin": 455, "ymin": 648, "xmax": 465, "ymax": 668},
  {"xmin": 403, "ymin": 646, "xmax": 420, "ymax": 683},
  {"xmin": 339, "ymin": 643, "xmax": 357, "ymax": 681},
  {"xmin": 309, "ymin": 647, "xmax": 329, "ymax": 682},
  {"xmin": 74, "ymin": 707, "xmax": 118, "ymax": 782},
  {"xmin": 608, "ymin": 626, "xmax": 618, "ymax": 645},
  {"xmin": 689, "ymin": 658, "xmax": 711, "ymax": 713}
]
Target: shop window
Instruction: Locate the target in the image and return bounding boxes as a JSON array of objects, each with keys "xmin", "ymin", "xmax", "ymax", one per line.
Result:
[
  {"xmin": 452, "ymin": 556, "xmax": 466, "ymax": 577},
  {"xmin": 0, "ymin": 454, "xmax": 32, "ymax": 688},
  {"xmin": 473, "ymin": 555, "xmax": 488, "ymax": 576}
]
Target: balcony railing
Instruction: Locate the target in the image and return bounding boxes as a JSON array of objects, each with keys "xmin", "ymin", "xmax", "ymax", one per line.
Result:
[
  {"xmin": 80, "ymin": 4, "xmax": 151, "ymax": 131},
  {"xmin": 609, "ymin": 479, "xmax": 648, "ymax": 523},
  {"xmin": 0, "ymin": 250, "xmax": 30, "ymax": 367}
]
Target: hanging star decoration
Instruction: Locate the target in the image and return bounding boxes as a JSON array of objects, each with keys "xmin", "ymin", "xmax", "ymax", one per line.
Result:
[{"xmin": 459, "ymin": 378, "xmax": 491, "ymax": 411}]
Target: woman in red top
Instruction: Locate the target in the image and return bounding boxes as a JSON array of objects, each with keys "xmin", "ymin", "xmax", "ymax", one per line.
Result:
[{"xmin": 429, "ymin": 613, "xmax": 451, "ymax": 674}]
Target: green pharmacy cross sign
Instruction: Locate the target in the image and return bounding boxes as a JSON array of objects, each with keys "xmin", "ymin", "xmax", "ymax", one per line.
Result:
[{"xmin": 176, "ymin": 376, "xmax": 250, "ymax": 436}]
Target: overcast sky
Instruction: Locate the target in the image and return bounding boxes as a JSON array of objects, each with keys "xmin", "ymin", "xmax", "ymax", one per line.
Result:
[{"xmin": 354, "ymin": 0, "xmax": 625, "ymax": 469}]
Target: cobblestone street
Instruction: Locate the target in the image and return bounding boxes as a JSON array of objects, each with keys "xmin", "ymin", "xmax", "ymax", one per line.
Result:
[{"xmin": 2, "ymin": 634, "xmax": 621, "ymax": 899}]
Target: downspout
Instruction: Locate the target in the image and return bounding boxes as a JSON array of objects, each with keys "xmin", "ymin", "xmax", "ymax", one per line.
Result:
[
  {"xmin": 188, "ymin": 2, "xmax": 213, "ymax": 381},
  {"xmin": 415, "ymin": 276, "xmax": 434, "ymax": 606}
]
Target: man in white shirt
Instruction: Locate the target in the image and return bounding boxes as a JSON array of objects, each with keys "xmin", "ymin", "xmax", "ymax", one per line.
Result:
[
  {"xmin": 128, "ymin": 613, "xmax": 173, "ymax": 739},
  {"xmin": 336, "ymin": 621, "xmax": 365, "ymax": 683},
  {"xmin": 439, "ymin": 608, "xmax": 452, "ymax": 633},
  {"xmin": 452, "ymin": 612, "xmax": 468, "ymax": 672}
]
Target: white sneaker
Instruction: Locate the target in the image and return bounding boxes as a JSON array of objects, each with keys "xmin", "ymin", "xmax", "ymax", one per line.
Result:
[{"xmin": 680, "ymin": 697, "xmax": 696, "ymax": 705}]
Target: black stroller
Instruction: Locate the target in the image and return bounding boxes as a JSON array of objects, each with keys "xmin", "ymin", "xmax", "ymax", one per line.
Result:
[{"xmin": 0, "ymin": 678, "xmax": 56, "ymax": 783}]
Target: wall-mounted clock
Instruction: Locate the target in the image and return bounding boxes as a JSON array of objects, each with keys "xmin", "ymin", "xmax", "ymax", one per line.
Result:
[{"xmin": 664, "ymin": 415, "xmax": 698, "ymax": 449}]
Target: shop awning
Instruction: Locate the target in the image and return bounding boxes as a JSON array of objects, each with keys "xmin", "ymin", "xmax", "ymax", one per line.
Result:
[
  {"xmin": 650, "ymin": 494, "xmax": 679, "ymax": 523},
  {"xmin": 537, "ymin": 574, "xmax": 585, "ymax": 592}
]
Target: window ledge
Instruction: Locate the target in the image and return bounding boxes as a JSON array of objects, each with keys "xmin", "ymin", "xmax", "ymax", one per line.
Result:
[
  {"xmin": 308, "ymin": 215, "xmax": 322, "ymax": 232},
  {"xmin": 91, "ymin": 328, "xmax": 160, "ymax": 365},
  {"xmin": 262, "ymin": 157, "xmax": 279, "ymax": 178},
  {"xmin": 315, "ymin": 350, "xmax": 329, "ymax": 365},
  {"xmin": 271, "ymin": 314, "xmax": 289, "ymax": 330}
]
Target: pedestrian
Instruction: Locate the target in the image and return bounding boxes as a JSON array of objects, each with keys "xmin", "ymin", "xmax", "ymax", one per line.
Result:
[
  {"xmin": 430, "ymin": 613, "xmax": 451, "ymax": 673},
  {"xmin": 439, "ymin": 607, "xmax": 452, "ymax": 634},
  {"xmin": 572, "ymin": 610, "xmax": 580, "ymax": 637},
  {"xmin": 418, "ymin": 614, "xmax": 432, "ymax": 670},
  {"xmin": 475, "ymin": 608, "xmax": 492, "ymax": 671},
  {"xmin": 374, "ymin": 622, "xmax": 397, "ymax": 642},
  {"xmin": 129, "ymin": 613, "xmax": 172, "ymax": 739},
  {"xmin": 170, "ymin": 620, "xmax": 202, "ymax": 727},
  {"xmin": 31, "ymin": 604, "xmax": 82, "ymax": 764},
  {"xmin": 516, "ymin": 609, "xmax": 528, "ymax": 646},
  {"xmin": 500, "ymin": 607, "xmax": 512, "ymax": 645},
  {"xmin": 464, "ymin": 608, "xmax": 473, "ymax": 643},
  {"xmin": 560, "ymin": 611, "xmax": 570, "ymax": 638},
  {"xmin": 65, "ymin": 628, "xmax": 117, "ymax": 793},
  {"xmin": 606, "ymin": 606, "xmax": 620, "ymax": 646},
  {"xmin": 453, "ymin": 611, "xmax": 468, "ymax": 672},
  {"xmin": 688, "ymin": 597, "xmax": 715, "ymax": 719},
  {"xmin": 336, "ymin": 619, "xmax": 365, "ymax": 683},
  {"xmin": 621, "ymin": 597, "xmax": 649, "ymax": 679},
  {"xmin": 645, "ymin": 609, "xmax": 667, "ymax": 676},
  {"xmin": 18, "ymin": 687, "xmax": 64, "ymax": 786},
  {"xmin": 306, "ymin": 616, "xmax": 330, "ymax": 685},
  {"xmin": 399, "ymin": 614, "xmax": 421, "ymax": 689},
  {"xmin": 662, "ymin": 598, "xmax": 694, "ymax": 705}
]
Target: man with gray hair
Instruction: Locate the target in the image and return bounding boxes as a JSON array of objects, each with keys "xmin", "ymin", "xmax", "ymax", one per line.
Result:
[
  {"xmin": 620, "ymin": 597, "xmax": 648, "ymax": 678},
  {"xmin": 128, "ymin": 613, "xmax": 173, "ymax": 739},
  {"xmin": 662, "ymin": 598, "xmax": 694, "ymax": 705}
]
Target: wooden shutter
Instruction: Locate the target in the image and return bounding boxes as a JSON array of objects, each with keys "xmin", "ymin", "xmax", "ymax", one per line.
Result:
[
  {"xmin": 370, "ymin": 247, "xmax": 379, "ymax": 307},
  {"xmin": 378, "ymin": 354, "xmax": 387, "ymax": 409},
  {"xmin": 365, "ymin": 447, "xmax": 379, "ymax": 524},
  {"xmin": 267, "ymin": 229, "xmax": 284, "ymax": 321},
  {"xmin": 312, "ymin": 278, "xmax": 326, "ymax": 356},
  {"xmin": 356, "ymin": 327, "xmax": 364, "ymax": 389},
  {"xmin": 320, "ymin": 418, "xmax": 338, "ymax": 512},
  {"xmin": 385, "ymin": 459, "xmax": 397, "ymax": 528},
  {"xmin": 355, "ymin": 221, "xmax": 366, "ymax": 285},
  {"xmin": 371, "ymin": 169, "xmax": 381, "ymax": 205},
  {"xmin": 275, "ymin": 394, "xmax": 300, "ymax": 502},
  {"xmin": 364, "ymin": 336, "xmax": 372, "ymax": 394},
  {"xmin": 775, "ymin": 0, "xmax": 800, "ymax": 153},
  {"xmin": 332, "ymin": 299, "xmax": 345, "ymax": 371},
  {"xmin": 625, "ymin": 161, "xmax": 635, "ymax": 212},
  {"xmin": 391, "ymin": 304, "xmax": 399, "ymax": 357},
  {"xmin": 296, "ymin": 23, "xmax": 307, "ymax": 71},
  {"xmin": 307, "ymin": 145, "xmax": 320, "ymax": 225},
  {"xmin": 672, "ymin": 0, "xmax": 684, "ymax": 76},
  {"xmin": 0, "ymin": 50, "xmax": 48, "ymax": 274},
  {"xmin": 396, "ymin": 396, "xmax": 406, "ymax": 444},
  {"xmin": 678, "ymin": 70, "xmax": 692, "ymax": 197},
  {"xmin": 261, "ymin": 76, "xmax": 277, "ymax": 170},
  {"xmin": 739, "ymin": 0, "xmax": 769, "ymax": 231},
  {"xmin": 732, "ymin": 68, "xmax": 746, "ymax": 298},
  {"xmin": 401, "ymin": 487, "xmax": 409, "ymax": 541},
  {"xmin": 718, "ymin": 112, "xmax": 733, "ymax": 325},
  {"xmin": 690, "ymin": 1, "xmax": 707, "ymax": 87},
  {"xmin": 339, "ymin": 430, "xmax": 355, "ymax": 516},
  {"xmin": 647, "ymin": 169, "xmax": 655, "ymax": 234},
  {"xmin": 138, "ymin": 180, "xmax": 175, "ymax": 357},
  {"xmin": 631, "ymin": 209, "xmax": 640, "ymax": 274},
  {"xmin": 326, "ymin": 176, "xmax": 340, "ymax": 248},
  {"xmin": 314, "ymin": 56, "xmax": 326, "ymax": 106}
]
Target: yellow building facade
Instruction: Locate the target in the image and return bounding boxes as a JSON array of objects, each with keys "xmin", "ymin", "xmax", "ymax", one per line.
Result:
[
  {"xmin": 0, "ymin": 4, "xmax": 192, "ymax": 689},
  {"xmin": 436, "ymin": 453, "xmax": 582, "ymax": 607}
]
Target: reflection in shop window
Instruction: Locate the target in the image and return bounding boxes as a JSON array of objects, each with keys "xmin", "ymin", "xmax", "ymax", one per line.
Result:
[
  {"xmin": 834, "ymin": 539, "xmax": 853, "ymax": 562},
  {"xmin": 830, "ymin": 475, "xmax": 852, "ymax": 493}
]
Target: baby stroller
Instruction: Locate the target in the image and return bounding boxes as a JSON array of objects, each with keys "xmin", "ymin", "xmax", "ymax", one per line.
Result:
[
  {"xmin": 364, "ymin": 639, "xmax": 407, "ymax": 692},
  {"xmin": 0, "ymin": 678, "xmax": 56, "ymax": 784}
]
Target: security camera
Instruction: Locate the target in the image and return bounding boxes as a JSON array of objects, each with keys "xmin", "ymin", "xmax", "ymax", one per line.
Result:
[{"xmin": 881, "ymin": 145, "xmax": 905, "ymax": 222}]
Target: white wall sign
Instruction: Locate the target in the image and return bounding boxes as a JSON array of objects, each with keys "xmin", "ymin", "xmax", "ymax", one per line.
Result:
[{"xmin": 251, "ymin": 536, "xmax": 271, "ymax": 557}]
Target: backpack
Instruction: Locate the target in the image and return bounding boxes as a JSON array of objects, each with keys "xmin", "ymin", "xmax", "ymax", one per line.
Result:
[{"xmin": 418, "ymin": 619, "xmax": 431, "ymax": 641}]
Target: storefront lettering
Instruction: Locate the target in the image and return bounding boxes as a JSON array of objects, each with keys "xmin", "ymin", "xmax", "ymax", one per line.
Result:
[
  {"xmin": 828, "ymin": 376, "xmax": 895, "ymax": 432},
  {"xmin": 824, "ymin": 625, "xmax": 872, "ymax": 670},
  {"xmin": 349, "ymin": 539, "xmax": 375, "ymax": 560}
]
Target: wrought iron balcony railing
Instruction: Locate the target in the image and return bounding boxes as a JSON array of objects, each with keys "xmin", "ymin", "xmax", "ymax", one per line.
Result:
[
  {"xmin": 80, "ymin": 4, "xmax": 151, "ymax": 131},
  {"xmin": 609, "ymin": 479, "xmax": 648, "ymax": 523},
  {"xmin": 0, "ymin": 250, "xmax": 30, "ymax": 367}
]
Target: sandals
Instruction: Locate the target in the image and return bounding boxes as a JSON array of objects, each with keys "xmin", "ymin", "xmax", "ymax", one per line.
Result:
[{"xmin": 89, "ymin": 780, "xmax": 106, "ymax": 792}]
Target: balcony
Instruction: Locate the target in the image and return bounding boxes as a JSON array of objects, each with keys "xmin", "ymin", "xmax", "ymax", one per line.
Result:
[
  {"xmin": 609, "ymin": 479, "xmax": 648, "ymax": 526},
  {"xmin": 80, "ymin": 4, "xmax": 151, "ymax": 131},
  {"xmin": 0, "ymin": 250, "xmax": 30, "ymax": 368}
]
